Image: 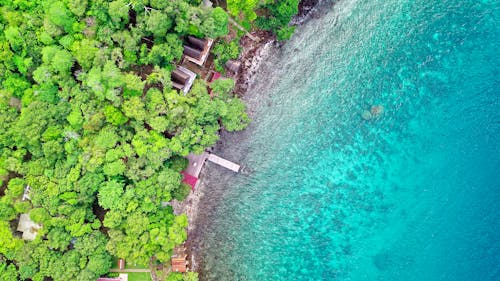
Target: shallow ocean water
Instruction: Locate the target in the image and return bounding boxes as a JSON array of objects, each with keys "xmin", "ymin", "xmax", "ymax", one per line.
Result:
[{"xmin": 193, "ymin": 0, "xmax": 500, "ymax": 280}]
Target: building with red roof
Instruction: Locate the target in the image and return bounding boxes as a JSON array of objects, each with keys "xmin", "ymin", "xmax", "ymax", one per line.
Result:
[
  {"xmin": 181, "ymin": 171, "xmax": 198, "ymax": 190},
  {"xmin": 208, "ymin": 71, "xmax": 222, "ymax": 97}
]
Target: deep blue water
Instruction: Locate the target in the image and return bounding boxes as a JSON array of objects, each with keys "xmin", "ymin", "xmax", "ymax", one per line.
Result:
[{"xmin": 194, "ymin": 0, "xmax": 500, "ymax": 280}]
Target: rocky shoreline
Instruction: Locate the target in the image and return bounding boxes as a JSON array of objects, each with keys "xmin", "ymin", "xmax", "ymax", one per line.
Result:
[
  {"xmin": 233, "ymin": 0, "xmax": 330, "ymax": 95},
  {"xmin": 174, "ymin": 0, "xmax": 330, "ymax": 275}
]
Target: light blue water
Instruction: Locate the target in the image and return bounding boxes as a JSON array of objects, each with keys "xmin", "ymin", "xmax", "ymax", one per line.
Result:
[{"xmin": 193, "ymin": 0, "xmax": 500, "ymax": 280}]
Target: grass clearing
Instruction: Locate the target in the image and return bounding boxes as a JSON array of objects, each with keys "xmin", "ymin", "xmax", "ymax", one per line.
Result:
[{"xmin": 127, "ymin": 272, "xmax": 152, "ymax": 281}]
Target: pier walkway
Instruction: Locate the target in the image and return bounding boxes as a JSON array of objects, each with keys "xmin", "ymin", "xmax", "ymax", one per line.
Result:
[{"xmin": 207, "ymin": 154, "xmax": 240, "ymax": 172}]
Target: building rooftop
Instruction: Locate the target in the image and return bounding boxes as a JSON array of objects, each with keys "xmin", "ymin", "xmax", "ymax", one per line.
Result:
[
  {"xmin": 183, "ymin": 37, "xmax": 214, "ymax": 66},
  {"xmin": 17, "ymin": 213, "xmax": 41, "ymax": 241},
  {"xmin": 171, "ymin": 66, "xmax": 196, "ymax": 95},
  {"xmin": 181, "ymin": 171, "xmax": 198, "ymax": 190},
  {"xmin": 183, "ymin": 153, "xmax": 209, "ymax": 178},
  {"xmin": 171, "ymin": 257, "xmax": 187, "ymax": 273}
]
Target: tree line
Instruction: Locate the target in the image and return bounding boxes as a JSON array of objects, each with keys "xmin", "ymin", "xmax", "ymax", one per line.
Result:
[{"xmin": 0, "ymin": 0, "xmax": 248, "ymax": 280}]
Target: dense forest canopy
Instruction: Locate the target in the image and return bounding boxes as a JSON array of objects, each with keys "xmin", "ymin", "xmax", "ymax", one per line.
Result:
[
  {"xmin": 0, "ymin": 0, "xmax": 300, "ymax": 280},
  {"xmin": 228, "ymin": 0, "xmax": 299, "ymax": 40}
]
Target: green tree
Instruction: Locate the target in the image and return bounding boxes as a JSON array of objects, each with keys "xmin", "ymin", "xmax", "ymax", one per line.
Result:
[
  {"xmin": 210, "ymin": 78, "xmax": 235, "ymax": 96},
  {"xmin": 123, "ymin": 73, "xmax": 145, "ymax": 98},
  {"xmin": 71, "ymin": 39, "xmax": 98, "ymax": 70},
  {"xmin": 51, "ymin": 49, "xmax": 74, "ymax": 74},
  {"xmin": 167, "ymin": 272, "xmax": 184, "ymax": 281},
  {"xmin": 212, "ymin": 40, "xmax": 240, "ymax": 72},
  {"xmin": 47, "ymin": 1, "xmax": 76, "ymax": 32},
  {"xmin": 183, "ymin": 272, "xmax": 199, "ymax": 281},
  {"xmin": 0, "ymin": 221, "xmax": 23, "ymax": 259},
  {"xmin": 227, "ymin": 0, "xmax": 258, "ymax": 21},
  {"xmin": 256, "ymin": 0, "xmax": 299, "ymax": 40},
  {"xmin": 68, "ymin": 0, "xmax": 88, "ymax": 17},
  {"xmin": 98, "ymin": 181, "xmax": 125, "ymax": 210},
  {"xmin": 122, "ymin": 96, "xmax": 146, "ymax": 121},
  {"xmin": 146, "ymin": 10, "xmax": 173, "ymax": 37},
  {"xmin": 218, "ymin": 98, "xmax": 250, "ymax": 131},
  {"xmin": 172, "ymin": 183, "xmax": 191, "ymax": 201},
  {"xmin": 108, "ymin": 0, "xmax": 130, "ymax": 26},
  {"xmin": 0, "ymin": 261, "xmax": 19, "ymax": 281},
  {"xmin": 104, "ymin": 105, "xmax": 128, "ymax": 125},
  {"xmin": 213, "ymin": 7, "xmax": 229, "ymax": 36}
]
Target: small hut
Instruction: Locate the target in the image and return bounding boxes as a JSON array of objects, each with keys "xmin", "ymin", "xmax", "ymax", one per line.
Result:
[
  {"xmin": 118, "ymin": 258, "xmax": 126, "ymax": 270},
  {"xmin": 183, "ymin": 36, "xmax": 214, "ymax": 66},
  {"xmin": 225, "ymin": 59, "xmax": 241, "ymax": 74}
]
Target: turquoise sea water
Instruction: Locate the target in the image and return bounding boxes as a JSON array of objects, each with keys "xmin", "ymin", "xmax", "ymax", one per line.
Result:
[{"xmin": 193, "ymin": 0, "xmax": 500, "ymax": 280}]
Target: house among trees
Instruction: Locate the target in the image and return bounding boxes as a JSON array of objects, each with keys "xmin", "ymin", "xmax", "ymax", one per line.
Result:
[
  {"xmin": 183, "ymin": 153, "xmax": 209, "ymax": 178},
  {"xmin": 171, "ymin": 244, "xmax": 188, "ymax": 273},
  {"xmin": 207, "ymin": 71, "xmax": 222, "ymax": 97},
  {"xmin": 16, "ymin": 213, "xmax": 41, "ymax": 241},
  {"xmin": 181, "ymin": 171, "xmax": 198, "ymax": 190},
  {"xmin": 179, "ymin": 153, "xmax": 208, "ymax": 190},
  {"xmin": 171, "ymin": 66, "xmax": 197, "ymax": 94},
  {"xmin": 183, "ymin": 36, "xmax": 214, "ymax": 66}
]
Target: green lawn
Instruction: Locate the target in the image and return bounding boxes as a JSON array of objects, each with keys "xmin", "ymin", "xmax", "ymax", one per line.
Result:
[
  {"xmin": 109, "ymin": 257, "xmax": 154, "ymax": 281},
  {"xmin": 127, "ymin": 272, "xmax": 152, "ymax": 281}
]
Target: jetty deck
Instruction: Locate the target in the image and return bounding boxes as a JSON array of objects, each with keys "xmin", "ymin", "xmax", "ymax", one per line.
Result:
[{"xmin": 207, "ymin": 154, "xmax": 240, "ymax": 172}]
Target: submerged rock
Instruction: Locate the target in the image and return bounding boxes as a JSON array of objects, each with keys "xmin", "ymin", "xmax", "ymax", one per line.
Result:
[
  {"xmin": 370, "ymin": 104, "xmax": 384, "ymax": 117},
  {"xmin": 361, "ymin": 104, "xmax": 384, "ymax": 120},
  {"xmin": 361, "ymin": 110, "xmax": 373, "ymax": 120}
]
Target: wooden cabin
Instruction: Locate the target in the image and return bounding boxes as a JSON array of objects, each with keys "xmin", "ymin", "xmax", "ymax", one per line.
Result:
[{"xmin": 171, "ymin": 66, "xmax": 196, "ymax": 94}]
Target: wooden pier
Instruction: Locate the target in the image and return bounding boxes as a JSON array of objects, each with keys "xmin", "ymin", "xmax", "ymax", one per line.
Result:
[{"xmin": 207, "ymin": 154, "xmax": 240, "ymax": 172}]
